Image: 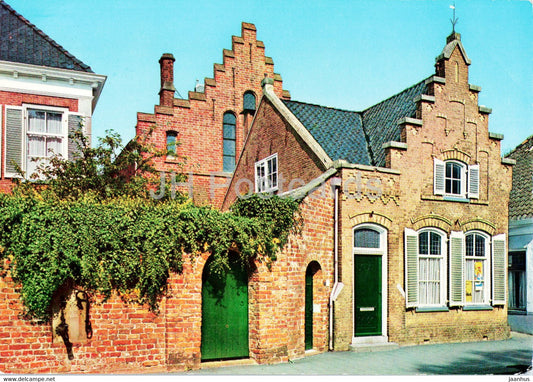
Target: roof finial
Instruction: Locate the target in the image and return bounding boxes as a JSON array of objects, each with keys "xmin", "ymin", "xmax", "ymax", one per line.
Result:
[{"xmin": 450, "ymin": 3, "xmax": 459, "ymax": 33}]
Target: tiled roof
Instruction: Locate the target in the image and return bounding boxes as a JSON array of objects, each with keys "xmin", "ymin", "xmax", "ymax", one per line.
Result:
[
  {"xmin": 282, "ymin": 78, "xmax": 429, "ymax": 167},
  {"xmin": 506, "ymin": 135, "xmax": 533, "ymax": 220},
  {"xmin": 282, "ymin": 101, "xmax": 370, "ymax": 165},
  {"xmin": 361, "ymin": 79, "xmax": 428, "ymax": 167},
  {"xmin": 0, "ymin": 1, "xmax": 93, "ymax": 72}
]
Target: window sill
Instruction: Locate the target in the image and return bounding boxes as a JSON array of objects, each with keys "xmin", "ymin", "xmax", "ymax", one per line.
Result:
[
  {"xmin": 421, "ymin": 195, "xmax": 489, "ymax": 205},
  {"xmin": 415, "ymin": 306, "xmax": 449, "ymax": 313},
  {"xmin": 463, "ymin": 305, "xmax": 493, "ymax": 311},
  {"xmin": 443, "ymin": 196, "xmax": 469, "ymax": 203}
]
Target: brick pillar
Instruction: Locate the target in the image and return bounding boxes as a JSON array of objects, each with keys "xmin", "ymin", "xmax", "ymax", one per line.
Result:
[{"xmin": 159, "ymin": 53, "xmax": 176, "ymax": 107}]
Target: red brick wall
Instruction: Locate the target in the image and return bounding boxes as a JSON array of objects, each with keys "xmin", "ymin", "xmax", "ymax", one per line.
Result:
[
  {"xmin": 0, "ymin": 187, "xmax": 334, "ymax": 374},
  {"xmin": 136, "ymin": 23, "xmax": 290, "ymax": 208},
  {"xmin": 223, "ymin": 97, "xmax": 325, "ymax": 210}
]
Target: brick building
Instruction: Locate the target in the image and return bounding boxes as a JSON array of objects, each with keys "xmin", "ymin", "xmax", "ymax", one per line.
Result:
[
  {"xmin": 135, "ymin": 22, "xmax": 290, "ymax": 207},
  {"xmin": 224, "ymin": 30, "xmax": 514, "ymax": 350},
  {"xmin": 0, "ymin": 0, "xmax": 106, "ymax": 192}
]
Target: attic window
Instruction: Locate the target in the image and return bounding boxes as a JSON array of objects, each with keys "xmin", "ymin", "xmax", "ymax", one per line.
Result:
[
  {"xmin": 434, "ymin": 159, "xmax": 479, "ymax": 199},
  {"xmin": 255, "ymin": 153, "xmax": 278, "ymax": 193}
]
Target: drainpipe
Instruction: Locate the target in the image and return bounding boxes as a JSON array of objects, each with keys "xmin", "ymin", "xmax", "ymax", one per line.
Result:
[{"xmin": 329, "ymin": 177, "xmax": 343, "ymax": 351}]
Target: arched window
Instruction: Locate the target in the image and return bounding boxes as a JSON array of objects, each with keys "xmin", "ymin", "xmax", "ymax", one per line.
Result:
[
  {"xmin": 166, "ymin": 131, "xmax": 177, "ymax": 157},
  {"xmin": 243, "ymin": 91, "xmax": 256, "ymax": 112},
  {"xmin": 417, "ymin": 229, "xmax": 447, "ymax": 307},
  {"xmin": 223, "ymin": 112, "xmax": 236, "ymax": 172},
  {"xmin": 465, "ymin": 231, "xmax": 490, "ymax": 305}
]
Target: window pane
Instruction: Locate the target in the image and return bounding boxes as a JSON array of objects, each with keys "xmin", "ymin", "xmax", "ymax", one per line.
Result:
[
  {"xmin": 28, "ymin": 136, "xmax": 45, "ymax": 157},
  {"xmin": 223, "ymin": 140, "xmax": 235, "ymax": 154},
  {"xmin": 452, "ymin": 179, "xmax": 460, "ymax": 194},
  {"xmin": 47, "ymin": 112, "xmax": 62, "ymax": 134},
  {"xmin": 28, "ymin": 110, "xmax": 46, "ymax": 133},
  {"xmin": 446, "ymin": 162, "xmax": 452, "ymax": 178},
  {"xmin": 223, "ymin": 156, "xmax": 235, "ymax": 172},
  {"xmin": 46, "ymin": 137, "xmax": 62, "ymax": 156},
  {"xmin": 452, "ymin": 163, "xmax": 461, "ymax": 179},
  {"xmin": 419, "ymin": 232, "xmax": 428, "ymax": 255},
  {"xmin": 354, "ymin": 228, "xmax": 380, "ymax": 248},
  {"xmin": 466, "ymin": 234, "xmax": 474, "ymax": 256},
  {"xmin": 475, "ymin": 235, "xmax": 485, "ymax": 257},
  {"xmin": 223, "ymin": 112, "xmax": 236, "ymax": 125},
  {"xmin": 223, "ymin": 124, "xmax": 235, "ymax": 139},
  {"xmin": 243, "ymin": 92, "xmax": 256, "ymax": 111},
  {"xmin": 166, "ymin": 133, "xmax": 177, "ymax": 154},
  {"xmin": 429, "ymin": 232, "xmax": 441, "ymax": 255}
]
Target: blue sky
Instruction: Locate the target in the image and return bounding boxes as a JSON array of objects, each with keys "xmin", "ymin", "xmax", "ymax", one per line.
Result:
[{"xmin": 7, "ymin": 0, "xmax": 532, "ymax": 154}]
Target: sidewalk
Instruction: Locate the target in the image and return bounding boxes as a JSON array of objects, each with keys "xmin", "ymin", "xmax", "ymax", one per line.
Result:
[{"xmin": 186, "ymin": 332, "xmax": 533, "ymax": 375}]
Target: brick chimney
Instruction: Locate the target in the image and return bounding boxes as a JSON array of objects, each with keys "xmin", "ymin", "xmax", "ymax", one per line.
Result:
[{"xmin": 159, "ymin": 53, "xmax": 176, "ymax": 107}]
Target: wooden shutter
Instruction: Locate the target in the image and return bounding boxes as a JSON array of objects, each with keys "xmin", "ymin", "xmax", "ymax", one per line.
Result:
[
  {"xmin": 492, "ymin": 234, "xmax": 506, "ymax": 305},
  {"xmin": 449, "ymin": 231, "xmax": 465, "ymax": 307},
  {"xmin": 68, "ymin": 114, "xmax": 83, "ymax": 160},
  {"xmin": 433, "ymin": 158, "xmax": 445, "ymax": 195},
  {"xmin": 404, "ymin": 228, "xmax": 418, "ymax": 308},
  {"xmin": 5, "ymin": 106, "xmax": 23, "ymax": 178},
  {"xmin": 468, "ymin": 164, "xmax": 480, "ymax": 199}
]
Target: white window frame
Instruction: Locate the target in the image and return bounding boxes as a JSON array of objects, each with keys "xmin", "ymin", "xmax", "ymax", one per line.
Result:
[
  {"xmin": 434, "ymin": 158, "xmax": 479, "ymax": 199},
  {"xmin": 416, "ymin": 228, "xmax": 448, "ymax": 308},
  {"xmin": 464, "ymin": 230, "xmax": 491, "ymax": 306},
  {"xmin": 23, "ymin": 104, "xmax": 68, "ymax": 179},
  {"xmin": 352, "ymin": 223, "xmax": 388, "ymax": 343},
  {"xmin": 255, "ymin": 153, "xmax": 278, "ymax": 193}
]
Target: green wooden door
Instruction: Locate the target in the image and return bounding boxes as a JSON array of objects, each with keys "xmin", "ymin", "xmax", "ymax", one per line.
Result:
[
  {"xmin": 201, "ymin": 255, "xmax": 249, "ymax": 361},
  {"xmin": 354, "ymin": 255, "xmax": 382, "ymax": 337},
  {"xmin": 305, "ymin": 268, "xmax": 313, "ymax": 350}
]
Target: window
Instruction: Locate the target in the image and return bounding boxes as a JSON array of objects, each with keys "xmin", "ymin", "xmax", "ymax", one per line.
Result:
[
  {"xmin": 26, "ymin": 108, "xmax": 66, "ymax": 178},
  {"xmin": 508, "ymin": 251, "xmax": 526, "ymax": 311},
  {"xmin": 255, "ymin": 153, "xmax": 278, "ymax": 193},
  {"xmin": 243, "ymin": 91, "xmax": 256, "ymax": 112},
  {"xmin": 434, "ymin": 159, "xmax": 479, "ymax": 199},
  {"xmin": 405, "ymin": 229, "xmax": 447, "ymax": 307},
  {"xmin": 223, "ymin": 112, "xmax": 236, "ymax": 172},
  {"xmin": 354, "ymin": 228, "xmax": 380, "ymax": 249},
  {"xmin": 464, "ymin": 232, "xmax": 490, "ymax": 305},
  {"xmin": 406, "ymin": 228, "xmax": 506, "ymax": 309},
  {"xmin": 166, "ymin": 131, "xmax": 177, "ymax": 157}
]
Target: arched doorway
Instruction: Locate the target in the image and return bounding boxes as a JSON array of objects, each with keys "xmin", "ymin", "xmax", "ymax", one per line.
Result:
[{"xmin": 201, "ymin": 252, "xmax": 249, "ymax": 361}]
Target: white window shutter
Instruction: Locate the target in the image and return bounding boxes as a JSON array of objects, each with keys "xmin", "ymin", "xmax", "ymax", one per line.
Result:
[
  {"xmin": 68, "ymin": 114, "xmax": 83, "ymax": 160},
  {"xmin": 449, "ymin": 231, "xmax": 465, "ymax": 307},
  {"xmin": 491, "ymin": 234, "xmax": 506, "ymax": 305},
  {"xmin": 404, "ymin": 228, "xmax": 418, "ymax": 308},
  {"xmin": 4, "ymin": 106, "xmax": 23, "ymax": 178},
  {"xmin": 468, "ymin": 164, "xmax": 480, "ymax": 199},
  {"xmin": 434, "ymin": 158, "xmax": 445, "ymax": 195}
]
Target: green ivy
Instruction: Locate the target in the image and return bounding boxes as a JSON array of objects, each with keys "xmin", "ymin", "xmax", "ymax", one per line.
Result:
[{"xmin": 0, "ymin": 194, "xmax": 300, "ymax": 321}]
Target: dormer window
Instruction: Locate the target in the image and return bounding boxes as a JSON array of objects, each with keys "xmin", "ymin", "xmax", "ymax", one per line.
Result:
[{"xmin": 434, "ymin": 159, "xmax": 479, "ymax": 199}]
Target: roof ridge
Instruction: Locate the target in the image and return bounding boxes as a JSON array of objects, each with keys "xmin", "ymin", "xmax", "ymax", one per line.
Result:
[
  {"xmin": 361, "ymin": 76, "xmax": 432, "ymax": 114},
  {"xmin": 0, "ymin": 0, "xmax": 92, "ymax": 72},
  {"xmin": 283, "ymin": 99, "xmax": 359, "ymax": 115}
]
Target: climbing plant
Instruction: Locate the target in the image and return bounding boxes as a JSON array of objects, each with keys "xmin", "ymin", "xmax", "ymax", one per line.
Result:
[{"xmin": 0, "ymin": 194, "xmax": 300, "ymax": 321}]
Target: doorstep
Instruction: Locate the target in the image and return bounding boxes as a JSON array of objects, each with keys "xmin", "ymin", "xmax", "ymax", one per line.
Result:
[
  {"xmin": 200, "ymin": 358, "xmax": 257, "ymax": 369},
  {"xmin": 349, "ymin": 337, "xmax": 399, "ymax": 353}
]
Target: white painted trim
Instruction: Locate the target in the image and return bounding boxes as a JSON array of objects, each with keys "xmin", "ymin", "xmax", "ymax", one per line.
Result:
[
  {"xmin": 416, "ymin": 227, "xmax": 448, "ymax": 308},
  {"xmin": 464, "ymin": 230, "xmax": 491, "ymax": 306},
  {"xmin": 352, "ymin": 223, "xmax": 388, "ymax": 343}
]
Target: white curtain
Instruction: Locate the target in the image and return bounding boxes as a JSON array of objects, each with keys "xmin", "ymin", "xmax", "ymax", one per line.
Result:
[{"xmin": 419, "ymin": 257, "xmax": 441, "ymax": 304}]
